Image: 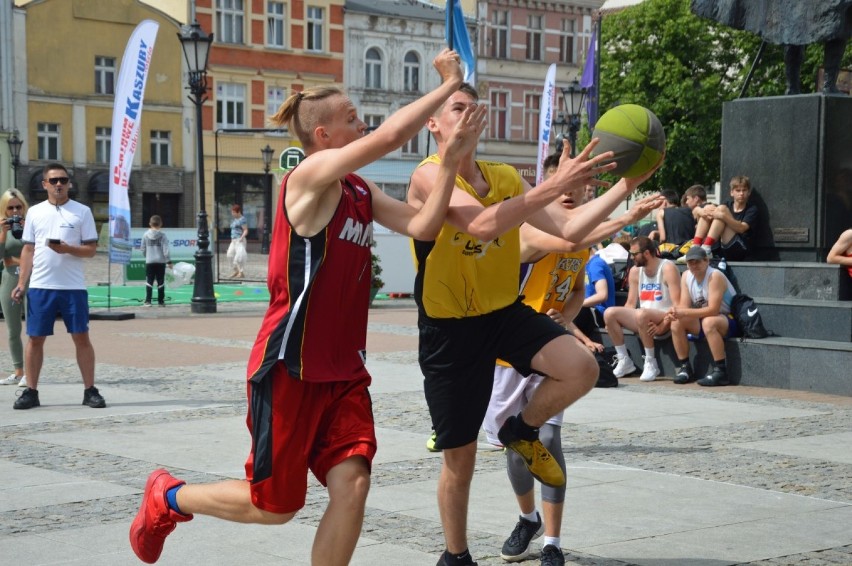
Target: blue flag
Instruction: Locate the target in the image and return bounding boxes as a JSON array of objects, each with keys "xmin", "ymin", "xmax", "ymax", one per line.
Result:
[
  {"xmin": 446, "ymin": 0, "xmax": 476, "ymax": 84},
  {"xmin": 580, "ymin": 29, "xmax": 597, "ymax": 128}
]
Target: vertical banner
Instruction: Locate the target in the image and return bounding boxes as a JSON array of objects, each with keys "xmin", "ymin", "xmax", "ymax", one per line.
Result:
[
  {"xmin": 445, "ymin": 0, "xmax": 476, "ymax": 84},
  {"xmin": 536, "ymin": 64, "xmax": 557, "ymax": 186},
  {"xmin": 108, "ymin": 19, "xmax": 159, "ymax": 264},
  {"xmin": 580, "ymin": 28, "xmax": 598, "ymax": 129}
]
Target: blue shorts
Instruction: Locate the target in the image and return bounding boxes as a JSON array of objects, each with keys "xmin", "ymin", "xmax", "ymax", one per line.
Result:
[{"xmin": 26, "ymin": 289, "xmax": 90, "ymax": 337}]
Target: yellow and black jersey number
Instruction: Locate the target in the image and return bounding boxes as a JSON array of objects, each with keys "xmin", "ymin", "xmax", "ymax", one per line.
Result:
[{"xmin": 545, "ymin": 271, "xmax": 574, "ymax": 303}]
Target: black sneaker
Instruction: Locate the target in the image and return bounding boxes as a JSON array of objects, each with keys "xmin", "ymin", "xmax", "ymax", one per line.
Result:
[
  {"xmin": 673, "ymin": 364, "xmax": 695, "ymax": 384},
  {"xmin": 83, "ymin": 386, "xmax": 106, "ymax": 408},
  {"xmin": 436, "ymin": 550, "xmax": 477, "ymax": 566},
  {"xmin": 697, "ymin": 366, "xmax": 730, "ymax": 387},
  {"xmin": 13, "ymin": 387, "xmax": 40, "ymax": 410},
  {"xmin": 540, "ymin": 544, "xmax": 565, "ymax": 566},
  {"xmin": 501, "ymin": 512, "xmax": 544, "ymax": 561}
]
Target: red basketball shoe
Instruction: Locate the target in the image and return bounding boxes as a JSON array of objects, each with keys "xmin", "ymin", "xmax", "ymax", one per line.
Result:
[{"xmin": 129, "ymin": 469, "xmax": 193, "ymax": 563}]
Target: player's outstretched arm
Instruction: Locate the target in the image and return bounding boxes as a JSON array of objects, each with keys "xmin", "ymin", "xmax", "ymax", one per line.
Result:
[
  {"xmin": 424, "ymin": 138, "xmax": 616, "ymax": 242},
  {"xmin": 528, "ymin": 148, "xmax": 664, "ymax": 244},
  {"xmin": 295, "ymin": 49, "xmax": 463, "ymax": 190},
  {"xmin": 375, "ymin": 104, "xmax": 486, "ymax": 240}
]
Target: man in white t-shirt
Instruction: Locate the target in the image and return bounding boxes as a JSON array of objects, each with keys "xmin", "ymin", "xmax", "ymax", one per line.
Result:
[
  {"xmin": 603, "ymin": 236, "xmax": 681, "ymax": 382},
  {"xmin": 12, "ymin": 162, "xmax": 104, "ymax": 410}
]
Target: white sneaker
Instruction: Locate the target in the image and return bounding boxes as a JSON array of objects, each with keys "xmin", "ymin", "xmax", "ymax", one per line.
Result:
[
  {"xmin": 613, "ymin": 355, "xmax": 637, "ymax": 378},
  {"xmin": 0, "ymin": 374, "xmax": 18, "ymax": 385},
  {"xmin": 639, "ymin": 358, "xmax": 660, "ymax": 382},
  {"xmin": 18, "ymin": 375, "xmax": 27, "ymax": 387}
]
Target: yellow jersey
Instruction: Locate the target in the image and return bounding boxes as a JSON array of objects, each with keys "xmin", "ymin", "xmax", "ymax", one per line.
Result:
[
  {"xmin": 495, "ymin": 248, "xmax": 589, "ymax": 368},
  {"xmin": 412, "ymin": 155, "xmax": 523, "ymax": 319},
  {"xmin": 521, "ymin": 248, "xmax": 590, "ymax": 314}
]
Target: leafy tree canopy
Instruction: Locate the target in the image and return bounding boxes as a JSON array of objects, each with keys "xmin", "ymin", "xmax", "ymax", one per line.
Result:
[{"xmin": 593, "ymin": 0, "xmax": 852, "ymax": 194}]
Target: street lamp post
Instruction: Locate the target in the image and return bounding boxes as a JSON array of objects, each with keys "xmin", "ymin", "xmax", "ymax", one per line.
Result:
[
  {"xmin": 7, "ymin": 131, "xmax": 22, "ymax": 187},
  {"xmin": 552, "ymin": 80, "xmax": 587, "ymax": 157},
  {"xmin": 260, "ymin": 144, "xmax": 274, "ymax": 255},
  {"xmin": 178, "ymin": 21, "xmax": 216, "ymax": 314}
]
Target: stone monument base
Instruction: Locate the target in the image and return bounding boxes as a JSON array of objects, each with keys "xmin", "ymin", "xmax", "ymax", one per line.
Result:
[{"xmin": 721, "ymin": 94, "xmax": 852, "ymax": 261}]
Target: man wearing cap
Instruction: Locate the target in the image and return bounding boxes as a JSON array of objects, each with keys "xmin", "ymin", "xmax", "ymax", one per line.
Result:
[{"xmin": 664, "ymin": 246, "xmax": 738, "ymax": 386}]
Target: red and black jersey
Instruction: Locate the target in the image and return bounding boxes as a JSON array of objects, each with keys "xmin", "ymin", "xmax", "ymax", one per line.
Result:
[{"xmin": 247, "ymin": 171, "xmax": 374, "ymax": 383}]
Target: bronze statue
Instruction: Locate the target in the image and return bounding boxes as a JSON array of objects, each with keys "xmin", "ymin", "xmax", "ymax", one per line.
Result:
[{"xmin": 691, "ymin": 0, "xmax": 851, "ymax": 94}]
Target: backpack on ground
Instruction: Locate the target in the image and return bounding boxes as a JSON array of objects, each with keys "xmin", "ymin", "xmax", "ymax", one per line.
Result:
[
  {"xmin": 593, "ymin": 347, "xmax": 619, "ymax": 388},
  {"xmin": 730, "ymin": 293, "xmax": 774, "ymax": 339}
]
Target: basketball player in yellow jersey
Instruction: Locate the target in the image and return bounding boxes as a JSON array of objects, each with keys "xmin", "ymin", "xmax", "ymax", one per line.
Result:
[
  {"xmin": 483, "ymin": 154, "xmax": 663, "ymax": 565},
  {"xmin": 407, "ymin": 83, "xmax": 663, "ymax": 566}
]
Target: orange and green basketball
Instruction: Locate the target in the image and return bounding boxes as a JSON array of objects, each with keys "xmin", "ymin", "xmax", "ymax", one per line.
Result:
[{"xmin": 591, "ymin": 104, "xmax": 665, "ymax": 178}]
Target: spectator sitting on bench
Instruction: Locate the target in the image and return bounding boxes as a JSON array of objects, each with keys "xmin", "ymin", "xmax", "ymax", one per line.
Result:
[
  {"xmin": 653, "ymin": 185, "xmax": 706, "ymax": 246},
  {"xmin": 603, "ymin": 237, "xmax": 681, "ymax": 382},
  {"xmin": 665, "ymin": 246, "xmax": 738, "ymax": 387},
  {"xmin": 572, "ymin": 250, "xmax": 616, "ymax": 341},
  {"xmin": 692, "ymin": 176, "xmax": 757, "ymax": 261},
  {"xmin": 648, "ymin": 189, "xmax": 695, "ymax": 246},
  {"xmin": 826, "ymin": 228, "xmax": 852, "ymax": 279}
]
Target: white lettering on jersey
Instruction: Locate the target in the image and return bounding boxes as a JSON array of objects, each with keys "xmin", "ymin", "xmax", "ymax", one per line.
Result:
[{"xmin": 339, "ymin": 218, "xmax": 373, "ymax": 247}]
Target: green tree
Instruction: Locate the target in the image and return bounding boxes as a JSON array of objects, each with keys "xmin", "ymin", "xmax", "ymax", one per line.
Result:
[{"xmin": 595, "ymin": 0, "xmax": 851, "ymax": 194}]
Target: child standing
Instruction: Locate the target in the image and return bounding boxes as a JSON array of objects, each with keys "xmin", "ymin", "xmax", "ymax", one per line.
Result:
[{"xmin": 140, "ymin": 215, "xmax": 171, "ymax": 306}]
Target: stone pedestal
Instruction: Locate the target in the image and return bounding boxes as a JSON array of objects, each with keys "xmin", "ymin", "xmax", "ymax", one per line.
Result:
[{"xmin": 721, "ymin": 94, "xmax": 852, "ymax": 261}]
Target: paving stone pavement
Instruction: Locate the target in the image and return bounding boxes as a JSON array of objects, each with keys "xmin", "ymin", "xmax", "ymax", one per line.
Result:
[{"xmin": 0, "ymin": 254, "xmax": 850, "ymax": 565}]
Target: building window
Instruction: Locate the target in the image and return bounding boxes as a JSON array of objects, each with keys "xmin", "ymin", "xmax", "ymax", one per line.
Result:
[
  {"xmin": 526, "ymin": 15, "xmax": 543, "ymax": 61},
  {"xmin": 151, "ymin": 130, "xmax": 171, "ymax": 166},
  {"xmin": 267, "ymin": 87, "xmax": 286, "ymax": 118},
  {"xmin": 306, "ymin": 6, "xmax": 324, "ymax": 51},
  {"xmin": 95, "ymin": 127, "xmax": 111, "ymax": 164},
  {"xmin": 364, "ymin": 114, "xmax": 383, "ymax": 132},
  {"xmin": 490, "ymin": 10, "xmax": 508, "ymax": 59},
  {"xmin": 37, "ymin": 123, "xmax": 60, "ymax": 161},
  {"xmin": 403, "ymin": 51, "xmax": 420, "ymax": 93},
  {"xmin": 560, "ymin": 19, "xmax": 577, "ymax": 64},
  {"xmin": 267, "ymin": 1, "xmax": 286, "ymax": 48},
  {"xmin": 365, "ymin": 48, "xmax": 382, "ymax": 89},
  {"xmin": 489, "ymin": 91, "xmax": 508, "ymax": 140},
  {"xmin": 216, "ymin": 82, "xmax": 246, "ymax": 129},
  {"xmin": 94, "ymin": 56, "xmax": 115, "ymax": 95},
  {"xmin": 524, "ymin": 94, "xmax": 541, "ymax": 142},
  {"xmin": 402, "ymin": 132, "xmax": 420, "ymax": 156},
  {"xmin": 217, "ymin": 0, "xmax": 244, "ymax": 44}
]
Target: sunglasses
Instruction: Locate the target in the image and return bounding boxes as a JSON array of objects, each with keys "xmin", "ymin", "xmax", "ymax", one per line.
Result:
[
  {"xmin": 630, "ymin": 250, "xmax": 645, "ymax": 257},
  {"xmin": 6, "ymin": 205, "xmax": 22, "ymax": 211},
  {"xmin": 46, "ymin": 177, "xmax": 70, "ymax": 185}
]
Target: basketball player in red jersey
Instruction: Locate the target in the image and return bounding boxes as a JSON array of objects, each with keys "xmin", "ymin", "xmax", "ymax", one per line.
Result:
[{"xmin": 130, "ymin": 49, "xmax": 486, "ymax": 566}]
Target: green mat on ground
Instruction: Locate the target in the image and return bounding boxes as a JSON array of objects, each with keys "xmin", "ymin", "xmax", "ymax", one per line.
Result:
[{"xmin": 87, "ymin": 284, "xmax": 270, "ymax": 308}]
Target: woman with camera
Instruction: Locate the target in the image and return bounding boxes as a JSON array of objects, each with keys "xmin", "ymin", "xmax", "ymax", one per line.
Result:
[{"xmin": 0, "ymin": 189, "xmax": 28, "ymax": 386}]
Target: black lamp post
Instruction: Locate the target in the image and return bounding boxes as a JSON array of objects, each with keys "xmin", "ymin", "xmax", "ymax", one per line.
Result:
[
  {"xmin": 7, "ymin": 131, "xmax": 22, "ymax": 187},
  {"xmin": 178, "ymin": 21, "xmax": 216, "ymax": 314},
  {"xmin": 552, "ymin": 80, "xmax": 587, "ymax": 157},
  {"xmin": 260, "ymin": 144, "xmax": 274, "ymax": 255}
]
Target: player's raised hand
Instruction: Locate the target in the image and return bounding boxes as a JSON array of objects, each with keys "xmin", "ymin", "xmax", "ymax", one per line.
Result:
[
  {"xmin": 549, "ymin": 137, "xmax": 617, "ymax": 195},
  {"xmin": 433, "ymin": 48, "xmax": 464, "ymax": 85},
  {"xmin": 444, "ymin": 103, "xmax": 487, "ymax": 157}
]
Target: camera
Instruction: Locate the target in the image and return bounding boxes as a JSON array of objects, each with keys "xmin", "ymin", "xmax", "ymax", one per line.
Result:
[{"xmin": 4, "ymin": 215, "xmax": 23, "ymax": 239}]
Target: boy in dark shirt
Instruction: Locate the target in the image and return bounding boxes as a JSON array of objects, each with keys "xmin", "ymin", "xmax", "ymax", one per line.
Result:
[{"xmin": 692, "ymin": 176, "xmax": 758, "ymax": 261}]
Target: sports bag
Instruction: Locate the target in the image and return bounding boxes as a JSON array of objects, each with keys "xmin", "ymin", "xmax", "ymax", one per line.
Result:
[
  {"xmin": 730, "ymin": 293, "xmax": 773, "ymax": 339},
  {"xmin": 593, "ymin": 347, "xmax": 620, "ymax": 388}
]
